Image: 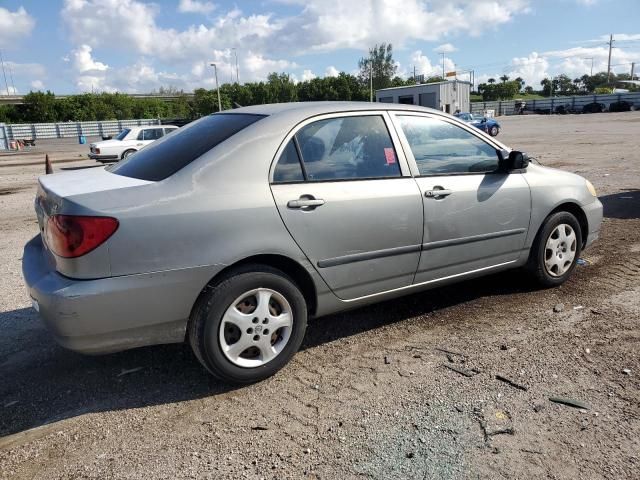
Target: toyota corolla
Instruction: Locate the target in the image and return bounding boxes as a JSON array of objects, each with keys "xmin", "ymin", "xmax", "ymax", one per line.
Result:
[{"xmin": 23, "ymin": 102, "xmax": 603, "ymax": 383}]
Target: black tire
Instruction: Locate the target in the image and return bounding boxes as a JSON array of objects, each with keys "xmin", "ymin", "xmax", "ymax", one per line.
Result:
[
  {"xmin": 121, "ymin": 149, "xmax": 136, "ymax": 159},
  {"xmin": 188, "ymin": 264, "xmax": 307, "ymax": 384},
  {"xmin": 489, "ymin": 125, "xmax": 499, "ymax": 136},
  {"xmin": 526, "ymin": 211, "xmax": 582, "ymax": 287}
]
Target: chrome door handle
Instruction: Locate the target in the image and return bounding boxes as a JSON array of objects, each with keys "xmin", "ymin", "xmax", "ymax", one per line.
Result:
[
  {"xmin": 287, "ymin": 197, "xmax": 325, "ymax": 209},
  {"xmin": 425, "ymin": 189, "xmax": 452, "ymax": 198}
]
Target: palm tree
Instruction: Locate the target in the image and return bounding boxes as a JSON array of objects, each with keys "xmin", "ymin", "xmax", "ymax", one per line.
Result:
[
  {"xmin": 487, "ymin": 78, "xmax": 496, "ymax": 84},
  {"xmin": 500, "ymin": 75, "xmax": 510, "ymax": 83}
]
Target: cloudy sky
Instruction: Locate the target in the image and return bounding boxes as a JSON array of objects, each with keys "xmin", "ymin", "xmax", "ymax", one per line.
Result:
[{"xmin": 0, "ymin": 0, "xmax": 638, "ymax": 94}]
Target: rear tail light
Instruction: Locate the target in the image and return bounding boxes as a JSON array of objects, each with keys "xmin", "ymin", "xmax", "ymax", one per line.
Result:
[
  {"xmin": 45, "ymin": 215, "xmax": 119, "ymax": 258},
  {"xmin": 94, "ymin": 147, "xmax": 100, "ymax": 154}
]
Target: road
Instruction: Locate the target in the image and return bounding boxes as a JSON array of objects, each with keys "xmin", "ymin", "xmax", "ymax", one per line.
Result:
[{"xmin": 1, "ymin": 112, "xmax": 639, "ymax": 479}]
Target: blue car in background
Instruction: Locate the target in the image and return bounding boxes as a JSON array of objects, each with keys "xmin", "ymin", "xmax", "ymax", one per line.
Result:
[{"xmin": 454, "ymin": 112, "xmax": 500, "ymax": 137}]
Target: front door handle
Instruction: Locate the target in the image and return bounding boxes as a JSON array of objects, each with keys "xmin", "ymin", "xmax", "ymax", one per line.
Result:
[
  {"xmin": 425, "ymin": 188, "xmax": 452, "ymax": 198},
  {"xmin": 287, "ymin": 197, "xmax": 325, "ymax": 210}
]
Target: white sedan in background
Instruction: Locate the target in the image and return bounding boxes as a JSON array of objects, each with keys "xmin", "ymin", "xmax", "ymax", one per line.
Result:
[{"xmin": 89, "ymin": 125, "xmax": 178, "ymax": 163}]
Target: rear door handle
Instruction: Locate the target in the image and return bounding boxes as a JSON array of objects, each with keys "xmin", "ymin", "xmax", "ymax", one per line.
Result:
[
  {"xmin": 287, "ymin": 197, "xmax": 325, "ymax": 209},
  {"xmin": 425, "ymin": 189, "xmax": 452, "ymax": 198}
]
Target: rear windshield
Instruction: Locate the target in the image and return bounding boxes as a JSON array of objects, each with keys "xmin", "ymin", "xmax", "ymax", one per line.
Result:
[{"xmin": 110, "ymin": 113, "xmax": 266, "ymax": 181}]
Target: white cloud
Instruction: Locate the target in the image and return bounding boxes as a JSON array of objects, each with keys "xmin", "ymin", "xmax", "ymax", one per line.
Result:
[
  {"xmin": 58, "ymin": 0, "xmax": 533, "ymax": 92},
  {"xmin": 410, "ymin": 50, "xmax": 454, "ymax": 78},
  {"xmin": 301, "ymin": 69, "xmax": 316, "ymax": 81},
  {"xmin": 242, "ymin": 52, "xmax": 298, "ymax": 80},
  {"xmin": 325, "ymin": 66, "xmax": 340, "ymax": 77},
  {"xmin": 71, "ymin": 44, "xmax": 109, "ymax": 73},
  {"xmin": 0, "ymin": 6, "xmax": 35, "ymax": 47},
  {"xmin": 434, "ymin": 43, "xmax": 458, "ymax": 53},
  {"xmin": 31, "ymin": 80, "xmax": 44, "ymax": 90},
  {"xmin": 178, "ymin": 0, "xmax": 216, "ymax": 14}
]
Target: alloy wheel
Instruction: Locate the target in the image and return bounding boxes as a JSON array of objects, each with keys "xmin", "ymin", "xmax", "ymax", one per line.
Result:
[{"xmin": 219, "ymin": 288, "xmax": 293, "ymax": 368}]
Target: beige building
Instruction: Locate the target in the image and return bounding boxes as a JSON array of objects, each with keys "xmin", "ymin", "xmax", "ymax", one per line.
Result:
[{"xmin": 376, "ymin": 80, "xmax": 471, "ymax": 114}]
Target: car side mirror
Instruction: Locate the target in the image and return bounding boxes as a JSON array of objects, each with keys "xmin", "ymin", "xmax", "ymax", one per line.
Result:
[{"xmin": 498, "ymin": 150, "xmax": 530, "ymax": 171}]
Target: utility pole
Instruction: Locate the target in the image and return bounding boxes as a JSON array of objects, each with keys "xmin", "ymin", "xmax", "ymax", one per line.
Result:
[
  {"xmin": 606, "ymin": 34, "xmax": 614, "ymax": 83},
  {"xmin": 631, "ymin": 62, "xmax": 636, "ymax": 81},
  {"xmin": 413, "ymin": 65, "xmax": 416, "ymax": 83},
  {"xmin": 583, "ymin": 57, "xmax": 594, "ymax": 76},
  {"xmin": 210, "ymin": 63, "xmax": 222, "ymax": 112},
  {"xmin": 439, "ymin": 52, "xmax": 445, "ymax": 79},
  {"xmin": 0, "ymin": 50, "xmax": 9, "ymax": 95},
  {"xmin": 369, "ymin": 61, "xmax": 373, "ymax": 102},
  {"xmin": 232, "ymin": 48, "xmax": 239, "ymax": 83}
]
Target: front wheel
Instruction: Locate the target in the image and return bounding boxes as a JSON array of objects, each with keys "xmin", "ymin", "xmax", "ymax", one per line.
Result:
[
  {"xmin": 489, "ymin": 125, "xmax": 499, "ymax": 136},
  {"xmin": 526, "ymin": 211, "xmax": 582, "ymax": 287},
  {"xmin": 188, "ymin": 264, "xmax": 307, "ymax": 384}
]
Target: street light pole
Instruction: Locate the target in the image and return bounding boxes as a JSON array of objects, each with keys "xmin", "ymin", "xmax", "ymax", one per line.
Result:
[
  {"xmin": 210, "ymin": 63, "xmax": 222, "ymax": 112},
  {"xmin": 232, "ymin": 48, "xmax": 239, "ymax": 83},
  {"xmin": 583, "ymin": 57, "xmax": 594, "ymax": 76}
]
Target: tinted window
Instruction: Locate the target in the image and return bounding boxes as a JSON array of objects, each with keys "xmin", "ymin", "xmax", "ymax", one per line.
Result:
[
  {"xmin": 273, "ymin": 140, "xmax": 304, "ymax": 183},
  {"xmin": 144, "ymin": 128, "xmax": 164, "ymax": 140},
  {"xmin": 164, "ymin": 127, "xmax": 178, "ymax": 135},
  {"xmin": 115, "ymin": 129, "xmax": 130, "ymax": 140},
  {"xmin": 398, "ymin": 116, "xmax": 499, "ymax": 175},
  {"xmin": 111, "ymin": 114, "xmax": 265, "ymax": 181},
  {"xmin": 295, "ymin": 116, "xmax": 400, "ymax": 181}
]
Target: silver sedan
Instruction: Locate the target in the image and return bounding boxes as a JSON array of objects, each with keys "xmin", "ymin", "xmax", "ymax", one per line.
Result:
[{"xmin": 22, "ymin": 102, "xmax": 603, "ymax": 383}]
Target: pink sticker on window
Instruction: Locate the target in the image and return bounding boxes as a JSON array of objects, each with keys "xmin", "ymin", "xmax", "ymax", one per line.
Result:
[{"xmin": 384, "ymin": 148, "xmax": 397, "ymax": 165}]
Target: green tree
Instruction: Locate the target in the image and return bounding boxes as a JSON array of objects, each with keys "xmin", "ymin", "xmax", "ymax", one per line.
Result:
[
  {"xmin": 22, "ymin": 91, "xmax": 57, "ymax": 122},
  {"xmin": 358, "ymin": 43, "xmax": 397, "ymax": 93}
]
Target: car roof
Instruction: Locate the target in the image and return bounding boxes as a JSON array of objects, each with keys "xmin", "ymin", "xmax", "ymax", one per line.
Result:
[{"xmin": 232, "ymin": 101, "xmax": 441, "ymax": 117}]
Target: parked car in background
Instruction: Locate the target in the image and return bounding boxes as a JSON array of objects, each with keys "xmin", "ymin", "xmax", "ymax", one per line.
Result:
[
  {"xmin": 608, "ymin": 101, "xmax": 632, "ymax": 112},
  {"xmin": 88, "ymin": 125, "xmax": 179, "ymax": 162},
  {"xmin": 454, "ymin": 112, "xmax": 501, "ymax": 136},
  {"xmin": 582, "ymin": 102, "xmax": 606, "ymax": 114},
  {"xmin": 23, "ymin": 102, "xmax": 602, "ymax": 384}
]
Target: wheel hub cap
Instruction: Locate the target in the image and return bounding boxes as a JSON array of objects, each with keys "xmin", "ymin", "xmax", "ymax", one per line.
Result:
[
  {"xmin": 544, "ymin": 224, "xmax": 577, "ymax": 277},
  {"xmin": 219, "ymin": 288, "xmax": 293, "ymax": 368}
]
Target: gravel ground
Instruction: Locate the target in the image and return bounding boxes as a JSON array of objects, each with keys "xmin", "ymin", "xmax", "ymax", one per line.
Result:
[{"xmin": 1, "ymin": 112, "xmax": 639, "ymax": 479}]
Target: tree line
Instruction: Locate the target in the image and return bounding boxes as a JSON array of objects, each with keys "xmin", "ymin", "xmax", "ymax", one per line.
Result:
[
  {"xmin": 1, "ymin": 42, "xmax": 636, "ymax": 123},
  {"xmin": 477, "ymin": 71, "xmax": 636, "ymax": 101}
]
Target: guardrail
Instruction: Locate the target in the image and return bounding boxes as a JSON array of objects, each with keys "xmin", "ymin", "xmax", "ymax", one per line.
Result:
[
  {"xmin": 0, "ymin": 119, "xmax": 161, "ymax": 147},
  {"xmin": 470, "ymin": 92, "xmax": 640, "ymax": 116}
]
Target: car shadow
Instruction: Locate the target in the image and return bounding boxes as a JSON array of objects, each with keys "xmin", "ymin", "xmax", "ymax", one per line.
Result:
[
  {"xmin": 600, "ymin": 190, "xmax": 640, "ymax": 220},
  {"xmin": 0, "ymin": 268, "xmax": 546, "ymax": 439}
]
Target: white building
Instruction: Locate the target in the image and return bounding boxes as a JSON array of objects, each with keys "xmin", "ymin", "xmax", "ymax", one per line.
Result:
[{"xmin": 376, "ymin": 80, "xmax": 471, "ymax": 114}]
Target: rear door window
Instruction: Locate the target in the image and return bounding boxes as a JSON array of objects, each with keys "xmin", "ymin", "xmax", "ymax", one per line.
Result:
[
  {"xmin": 273, "ymin": 140, "xmax": 305, "ymax": 183},
  {"xmin": 111, "ymin": 113, "xmax": 265, "ymax": 181},
  {"xmin": 295, "ymin": 115, "xmax": 400, "ymax": 181}
]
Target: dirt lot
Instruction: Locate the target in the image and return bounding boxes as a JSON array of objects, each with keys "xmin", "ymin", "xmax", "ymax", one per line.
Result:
[{"xmin": 1, "ymin": 112, "xmax": 639, "ymax": 479}]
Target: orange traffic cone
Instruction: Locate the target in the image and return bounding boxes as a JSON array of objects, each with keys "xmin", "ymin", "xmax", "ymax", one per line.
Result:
[{"xmin": 45, "ymin": 154, "xmax": 53, "ymax": 174}]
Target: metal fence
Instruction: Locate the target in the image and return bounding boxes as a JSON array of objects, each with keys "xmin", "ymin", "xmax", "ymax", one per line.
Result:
[
  {"xmin": 471, "ymin": 92, "xmax": 640, "ymax": 116},
  {"xmin": 1, "ymin": 119, "xmax": 161, "ymax": 144}
]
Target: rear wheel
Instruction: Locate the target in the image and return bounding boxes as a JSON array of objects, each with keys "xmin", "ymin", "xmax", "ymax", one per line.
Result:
[
  {"xmin": 121, "ymin": 149, "xmax": 136, "ymax": 159},
  {"xmin": 489, "ymin": 125, "xmax": 499, "ymax": 136},
  {"xmin": 188, "ymin": 264, "xmax": 307, "ymax": 383},
  {"xmin": 526, "ymin": 211, "xmax": 582, "ymax": 287}
]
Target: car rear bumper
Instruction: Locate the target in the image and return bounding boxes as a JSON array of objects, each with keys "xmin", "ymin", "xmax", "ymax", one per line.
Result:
[
  {"xmin": 584, "ymin": 198, "xmax": 603, "ymax": 249},
  {"xmin": 22, "ymin": 235, "xmax": 214, "ymax": 354},
  {"xmin": 88, "ymin": 153, "xmax": 119, "ymax": 162}
]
